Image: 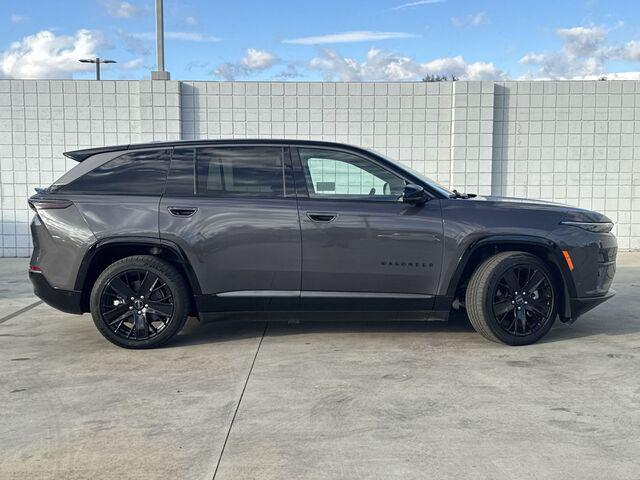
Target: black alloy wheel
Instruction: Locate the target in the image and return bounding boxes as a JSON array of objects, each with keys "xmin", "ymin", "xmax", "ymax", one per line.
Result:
[
  {"xmin": 90, "ymin": 255, "xmax": 189, "ymax": 349},
  {"xmin": 491, "ymin": 264, "xmax": 555, "ymax": 336},
  {"xmin": 466, "ymin": 251, "xmax": 559, "ymax": 345},
  {"xmin": 100, "ymin": 269, "xmax": 174, "ymax": 341}
]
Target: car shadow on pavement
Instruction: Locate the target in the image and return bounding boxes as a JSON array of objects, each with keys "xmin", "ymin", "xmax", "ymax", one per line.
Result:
[
  {"xmin": 540, "ymin": 315, "xmax": 640, "ymax": 344},
  {"xmin": 168, "ymin": 312, "xmax": 478, "ymax": 348},
  {"xmin": 168, "ymin": 308, "xmax": 640, "ymax": 348}
]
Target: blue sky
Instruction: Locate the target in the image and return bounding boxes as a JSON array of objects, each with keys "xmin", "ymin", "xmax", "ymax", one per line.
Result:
[{"xmin": 1, "ymin": 0, "xmax": 640, "ymax": 81}]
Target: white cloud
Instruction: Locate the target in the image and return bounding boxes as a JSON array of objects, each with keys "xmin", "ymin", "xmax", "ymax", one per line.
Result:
[
  {"xmin": 10, "ymin": 14, "xmax": 26, "ymax": 24},
  {"xmin": 556, "ymin": 26, "xmax": 605, "ymax": 56},
  {"xmin": 185, "ymin": 60, "xmax": 210, "ymax": 72},
  {"xmin": 283, "ymin": 31, "xmax": 417, "ymax": 45},
  {"xmin": 621, "ymin": 40, "xmax": 640, "ymax": 61},
  {"xmin": 451, "ymin": 12, "xmax": 489, "ymax": 29},
  {"xmin": 274, "ymin": 64, "xmax": 303, "ymax": 80},
  {"xmin": 309, "ymin": 48, "xmax": 506, "ymax": 81},
  {"xmin": 165, "ymin": 32, "xmax": 220, "ymax": 42},
  {"xmin": 242, "ymin": 48, "xmax": 276, "ymax": 69},
  {"xmin": 392, "ymin": 0, "xmax": 444, "ymax": 10},
  {"xmin": 577, "ymin": 71, "xmax": 640, "ymax": 80},
  {"xmin": 214, "ymin": 48, "xmax": 278, "ymax": 80},
  {"xmin": 185, "ymin": 16, "xmax": 197, "ymax": 26},
  {"xmin": 610, "ymin": 71, "xmax": 640, "ymax": 79},
  {"xmin": 103, "ymin": 1, "xmax": 145, "ymax": 19},
  {"xmin": 132, "ymin": 31, "xmax": 220, "ymax": 42},
  {"xmin": 0, "ymin": 29, "xmax": 105, "ymax": 79},
  {"xmin": 117, "ymin": 28, "xmax": 150, "ymax": 56},
  {"xmin": 519, "ymin": 25, "xmax": 640, "ymax": 79},
  {"xmin": 121, "ymin": 58, "xmax": 144, "ymax": 70}
]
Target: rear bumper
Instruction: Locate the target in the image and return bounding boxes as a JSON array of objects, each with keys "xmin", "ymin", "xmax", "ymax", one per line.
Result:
[
  {"xmin": 566, "ymin": 289, "xmax": 616, "ymax": 323},
  {"xmin": 29, "ymin": 271, "xmax": 83, "ymax": 314}
]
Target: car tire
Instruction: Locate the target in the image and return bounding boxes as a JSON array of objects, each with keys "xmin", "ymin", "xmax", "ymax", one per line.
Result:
[
  {"xmin": 90, "ymin": 255, "xmax": 190, "ymax": 349},
  {"xmin": 465, "ymin": 251, "xmax": 559, "ymax": 346}
]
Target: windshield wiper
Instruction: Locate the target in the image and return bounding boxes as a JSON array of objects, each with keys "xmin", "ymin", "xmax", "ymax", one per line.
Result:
[{"xmin": 450, "ymin": 189, "xmax": 477, "ymax": 199}]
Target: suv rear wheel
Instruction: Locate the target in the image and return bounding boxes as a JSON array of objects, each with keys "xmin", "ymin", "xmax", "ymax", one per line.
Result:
[
  {"xmin": 90, "ymin": 255, "xmax": 190, "ymax": 349},
  {"xmin": 465, "ymin": 251, "xmax": 558, "ymax": 345}
]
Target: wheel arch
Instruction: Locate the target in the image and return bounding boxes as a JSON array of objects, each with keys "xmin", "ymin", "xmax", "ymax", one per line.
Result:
[
  {"xmin": 446, "ymin": 235, "xmax": 576, "ymax": 320},
  {"xmin": 75, "ymin": 237, "xmax": 201, "ymax": 313}
]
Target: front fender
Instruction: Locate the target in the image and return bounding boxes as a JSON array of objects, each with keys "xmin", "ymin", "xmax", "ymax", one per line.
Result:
[{"xmin": 441, "ymin": 234, "xmax": 576, "ymax": 320}]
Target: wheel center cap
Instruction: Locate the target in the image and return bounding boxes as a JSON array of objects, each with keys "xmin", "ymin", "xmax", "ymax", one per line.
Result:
[
  {"xmin": 514, "ymin": 295, "xmax": 525, "ymax": 306},
  {"xmin": 133, "ymin": 299, "xmax": 144, "ymax": 310}
]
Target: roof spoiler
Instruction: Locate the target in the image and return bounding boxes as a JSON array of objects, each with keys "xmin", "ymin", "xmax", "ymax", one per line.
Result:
[{"xmin": 63, "ymin": 145, "xmax": 132, "ymax": 162}]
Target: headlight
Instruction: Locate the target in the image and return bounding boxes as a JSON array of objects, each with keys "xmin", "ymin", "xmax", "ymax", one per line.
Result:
[{"xmin": 560, "ymin": 221, "xmax": 614, "ymax": 233}]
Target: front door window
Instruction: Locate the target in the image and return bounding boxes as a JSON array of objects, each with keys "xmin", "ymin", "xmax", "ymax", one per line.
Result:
[{"xmin": 298, "ymin": 148, "xmax": 405, "ymax": 201}]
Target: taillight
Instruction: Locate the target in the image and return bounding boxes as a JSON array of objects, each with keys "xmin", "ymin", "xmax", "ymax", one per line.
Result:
[
  {"xmin": 28, "ymin": 199, "xmax": 73, "ymax": 210},
  {"xmin": 29, "ymin": 265, "xmax": 42, "ymax": 272}
]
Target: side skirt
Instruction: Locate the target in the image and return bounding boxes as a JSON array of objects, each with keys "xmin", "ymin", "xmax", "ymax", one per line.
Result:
[{"xmin": 194, "ymin": 292, "xmax": 453, "ymax": 323}]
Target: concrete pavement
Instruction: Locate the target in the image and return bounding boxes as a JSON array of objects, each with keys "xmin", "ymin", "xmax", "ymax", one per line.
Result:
[
  {"xmin": 0, "ymin": 258, "xmax": 41, "ymax": 319},
  {"xmin": 1, "ymin": 256, "xmax": 639, "ymax": 479}
]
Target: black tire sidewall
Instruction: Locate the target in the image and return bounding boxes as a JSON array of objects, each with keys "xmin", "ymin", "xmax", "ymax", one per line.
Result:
[
  {"xmin": 481, "ymin": 254, "xmax": 558, "ymax": 346},
  {"xmin": 90, "ymin": 257, "xmax": 188, "ymax": 349}
]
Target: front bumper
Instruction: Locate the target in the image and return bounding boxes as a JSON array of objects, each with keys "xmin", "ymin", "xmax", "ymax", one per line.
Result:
[
  {"xmin": 29, "ymin": 271, "xmax": 83, "ymax": 314},
  {"xmin": 551, "ymin": 225, "xmax": 617, "ymax": 323},
  {"xmin": 565, "ymin": 289, "xmax": 616, "ymax": 323}
]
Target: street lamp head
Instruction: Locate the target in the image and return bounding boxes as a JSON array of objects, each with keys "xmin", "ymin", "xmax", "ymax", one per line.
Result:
[
  {"xmin": 78, "ymin": 59, "xmax": 117, "ymax": 64},
  {"xmin": 78, "ymin": 58, "xmax": 116, "ymax": 80}
]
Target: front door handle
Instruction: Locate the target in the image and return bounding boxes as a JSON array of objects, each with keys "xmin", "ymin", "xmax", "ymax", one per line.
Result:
[
  {"xmin": 168, "ymin": 206, "xmax": 198, "ymax": 217},
  {"xmin": 306, "ymin": 212, "xmax": 337, "ymax": 222}
]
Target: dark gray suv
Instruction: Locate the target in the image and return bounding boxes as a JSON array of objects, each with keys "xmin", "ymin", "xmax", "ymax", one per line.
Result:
[{"xmin": 28, "ymin": 140, "xmax": 617, "ymax": 348}]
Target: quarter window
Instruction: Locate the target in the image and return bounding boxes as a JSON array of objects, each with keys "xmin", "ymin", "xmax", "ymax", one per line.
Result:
[
  {"xmin": 298, "ymin": 148, "xmax": 405, "ymax": 200},
  {"xmin": 61, "ymin": 149, "xmax": 170, "ymax": 195},
  {"xmin": 195, "ymin": 147, "xmax": 285, "ymax": 197}
]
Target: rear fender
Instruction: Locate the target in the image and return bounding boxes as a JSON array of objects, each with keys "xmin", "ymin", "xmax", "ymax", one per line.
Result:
[{"xmin": 75, "ymin": 237, "xmax": 202, "ymax": 312}]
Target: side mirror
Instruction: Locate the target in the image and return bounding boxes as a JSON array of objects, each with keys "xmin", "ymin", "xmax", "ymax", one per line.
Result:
[{"xmin": 402, "ymin": 183, "xmax": 428, "ymax": 205}]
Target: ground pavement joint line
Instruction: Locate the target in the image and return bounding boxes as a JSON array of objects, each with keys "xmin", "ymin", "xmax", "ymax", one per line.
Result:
[
  {"xmin": 0, "ymin": 301, "xmax": 44, "ymax": 325},
  {"xmin": 212, "ymin": 321, "xmax": 269, "ymax": 480}
]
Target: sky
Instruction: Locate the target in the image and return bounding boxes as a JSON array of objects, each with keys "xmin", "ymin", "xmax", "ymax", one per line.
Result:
[{"xmin": 1, "ymin": 0, "xmax": 640, "ymax": 82}]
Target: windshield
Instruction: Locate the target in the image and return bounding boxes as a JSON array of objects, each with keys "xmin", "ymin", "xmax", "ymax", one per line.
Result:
[{"xmin": 367, "ymin": 149, "xmax": 454, "ymax": 197}]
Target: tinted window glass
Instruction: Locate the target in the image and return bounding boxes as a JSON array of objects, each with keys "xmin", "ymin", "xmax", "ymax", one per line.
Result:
[
  {"xmin": 165, "ymin": 148, "xmax": 195, "ymax": 196},
  {"xmin": 62, "ymin": 149, "xmax": 170, "ymax": 195},
  {"xmin": 298, "ymin": 148, "xmax": 405, "ymax": 200},
  {"xmin": 196, "ymin": 147, "xmax": 284, "ymax": 197}
]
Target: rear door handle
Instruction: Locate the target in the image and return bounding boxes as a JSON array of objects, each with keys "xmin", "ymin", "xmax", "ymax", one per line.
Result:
[
  {"xmin": 306, "ymin": 212, "xmax": 337, "ymax": 222},
  {"xmin": 168, "ymin": 206, "xmax": 198, "ymax": 217}
]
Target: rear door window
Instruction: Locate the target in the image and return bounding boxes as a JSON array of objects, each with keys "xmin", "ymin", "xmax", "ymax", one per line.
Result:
[
  {"xmin": 195, "ymin": 146, "xmax": 285, "ymax": 197},
  {"xmin": 165, "ymin": 148, "xmax": 196, "ymax": 196},
  {"xmin": 61, "ymin": 149, "xmax": 171, "ymax": 195}
]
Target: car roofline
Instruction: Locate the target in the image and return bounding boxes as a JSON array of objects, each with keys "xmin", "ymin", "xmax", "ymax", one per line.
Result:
[{"xmin": 63, "ymin": 139, "xmax": 370, "ymax": 162}]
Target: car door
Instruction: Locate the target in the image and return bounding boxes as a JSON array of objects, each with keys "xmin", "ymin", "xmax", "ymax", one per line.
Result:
[
  {"xmin": 159, "ymin": 145, "xmax": 301, "ymax": 312},
  {"xmin": 293, "ymin": 146, "xmax": 444, "ymax": 311}
]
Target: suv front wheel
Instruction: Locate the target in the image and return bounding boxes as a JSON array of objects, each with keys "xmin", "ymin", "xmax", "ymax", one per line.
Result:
[
  {"xmin": 465, "ymin": 251, "xmax": 559, "ymax": 346},
  {"xmin": 90, "ymin": 255, "xmax": 190, "ymax": 349}
]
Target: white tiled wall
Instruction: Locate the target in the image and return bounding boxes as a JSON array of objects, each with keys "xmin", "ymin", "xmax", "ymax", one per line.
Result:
[
  {"xmin": 0, "ymin": 79, "xmax": 180, "ymax": 256},
  {"xmin": 179, "ymin": 81, "xmax": 454, "ymax": 188},
  {"xmin": 0, "ymin": 79, "xmax": 639, "ymax": 256},
  {"xmin": 451, "ymin": 81, "xmax": 495, "ymax": 195},
  {"xmin": 492, "ymin": 80, "xmax": 640, "ymax": 250}
]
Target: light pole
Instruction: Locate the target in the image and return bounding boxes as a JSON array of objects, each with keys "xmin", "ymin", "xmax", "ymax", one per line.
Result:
[
  {"xmin": 79, "ymin": 58, "xmax": 116, "ymax": 80},
  {"xmin": 151, "ymin": 0, "xmax": 170, "ymax": 79}
]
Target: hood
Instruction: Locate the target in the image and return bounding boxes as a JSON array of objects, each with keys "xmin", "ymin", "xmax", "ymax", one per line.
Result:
[{"xmin": 467, "ymin": 195, "xmax": 611, "ymax": 223}]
